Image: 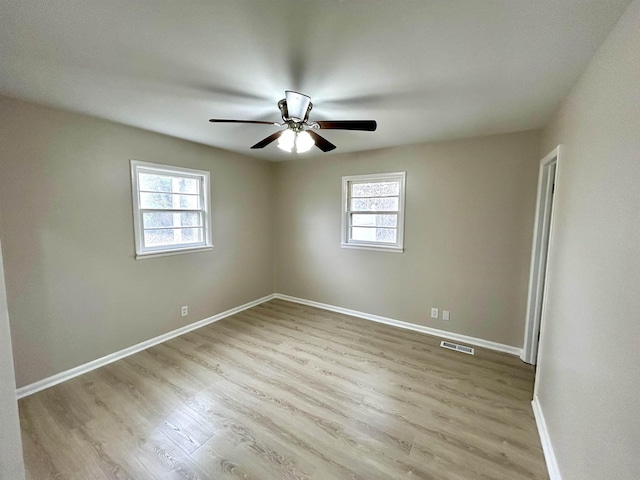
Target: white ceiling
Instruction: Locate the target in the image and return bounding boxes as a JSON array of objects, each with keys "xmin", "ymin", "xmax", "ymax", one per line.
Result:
[{"xmin": 0, "ymin": 0, "xmax": 631, "ymax": 161}]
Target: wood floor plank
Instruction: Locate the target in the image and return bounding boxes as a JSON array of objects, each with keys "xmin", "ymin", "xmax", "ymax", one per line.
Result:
[
  {"xmin": 19, "ymin": 299, "xmax": 548, "ymax": 479},
  {"xmin": 187, "ymin": 389, "xmax": 319, "ymax": 480}
]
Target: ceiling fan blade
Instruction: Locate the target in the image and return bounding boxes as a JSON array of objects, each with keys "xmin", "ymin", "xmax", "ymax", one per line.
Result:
[
  {"xmin": 250, "ymin": 131, "xmax": 284, "ymax": 149},
  {"xmin": 308, "ymin": 131, "xmax": 337, "ymax": 152},
  {"xmin": 209, "ymin": 119, "xmax": 278, "ymax": 125},
  {"xmin": 316, "ymin": 120, "xmax": 377, "ymax": 131}
]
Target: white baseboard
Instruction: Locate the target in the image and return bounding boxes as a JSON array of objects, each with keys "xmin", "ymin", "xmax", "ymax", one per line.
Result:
[
  {"xmin": 273, "ymin": 294, "xmax": 522, "ymax": 356},
  {"xmin": 532, "ymin": 395, "xmax": 562, "ymax": 480},
  {"xmin": 16, "ymin": 294, "xmax": 275, "ymax": 399},
  {"xmin": 17, "ymin": 292, "xmax": 523, "ymax": 399}
]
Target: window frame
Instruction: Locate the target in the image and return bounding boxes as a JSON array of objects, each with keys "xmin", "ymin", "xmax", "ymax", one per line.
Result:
[
  {"xmin": 341, "ymin": 171, "xmax": 406, "ymax": 253},
  {"xmin": 130, "ymin": 160, "xmax": 213, "ymax": 259}
]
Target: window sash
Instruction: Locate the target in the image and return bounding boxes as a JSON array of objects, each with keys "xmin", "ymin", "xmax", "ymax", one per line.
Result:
[
  {"xmin": 350, "ymin": 194, "xmax": 398, "ymax": 198},
  {"xmin": 347, "ymin": 212, "xmax": 399, "ymax": 242},
  {"xmin": 131, "ymin": 160, "xmax": 212, "ymax": 258},
  {"xmin": 349, "ymin": 227, "xmax": 398, "ymax": 244},
  {"xmin": 138, "ymin": 176, "xmax": 206, "ymax": 250},
  {"xmin": 137, "ymin": 188, "xmax": 200, "ymax": 195},
  {"xmin": 342, "ymin": 172, "xmax": 406, "ymax": 252}
]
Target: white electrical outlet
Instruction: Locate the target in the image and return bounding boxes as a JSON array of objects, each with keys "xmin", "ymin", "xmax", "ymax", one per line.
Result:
[
  {"xmin": 431, "ymin": 308, "xmax": 439, "ymax": 319},
  {"xmin": 181, "ymin": 306, "xmax": 188, "ymax": 317},
  {"xmin": 442, "ymin": 310, "xmax": 450, "ymax": 321}
]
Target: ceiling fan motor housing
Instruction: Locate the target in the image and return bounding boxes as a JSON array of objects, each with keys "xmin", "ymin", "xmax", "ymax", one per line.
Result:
[{"xmin": 280, "ymin": 90, "xmax": 313, "ymax": 123}]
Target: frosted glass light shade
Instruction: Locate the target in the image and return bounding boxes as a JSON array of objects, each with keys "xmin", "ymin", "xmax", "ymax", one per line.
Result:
[
  {"xmin": 277, "ymin": 129, "xmax": 295, "ymax": 152},
  {"xmin": 295, "ymin": 131, "xmax": 314, "ymax": 153}
]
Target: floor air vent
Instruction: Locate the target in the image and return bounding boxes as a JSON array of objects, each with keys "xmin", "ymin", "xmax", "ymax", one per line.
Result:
[{"xmin": 440, "ymin": 341, "xmax": 474, "ymax": 355}]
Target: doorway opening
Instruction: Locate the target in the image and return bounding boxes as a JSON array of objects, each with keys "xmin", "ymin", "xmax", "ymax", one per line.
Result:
[{"xmin": 522, "ymin": 146, "xmax": 561, "ymax": 365}]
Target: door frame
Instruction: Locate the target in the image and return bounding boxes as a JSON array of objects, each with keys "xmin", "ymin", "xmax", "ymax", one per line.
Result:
[
  {"xmin": 0, "ymin": 237, "xmax": 26, "ymax": 479},
  {"xmin": 521, "ymin": 145, "xmax": 562, "ymax": 365}
]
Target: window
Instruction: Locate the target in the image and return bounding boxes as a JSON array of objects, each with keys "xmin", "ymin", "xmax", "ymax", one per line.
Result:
[
  {"xmin": 342, "ymin": 172, "xmax": 406, "ymax": 252},
  {"xmin": 130, "ymin": 160, "xmax": 212, "ymax": 258}
]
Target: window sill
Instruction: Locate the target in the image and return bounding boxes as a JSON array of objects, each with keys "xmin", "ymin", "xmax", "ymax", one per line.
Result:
[
  {"xmin": 341, "ymin": 243, "xmax": 404, "ymax": 253},
  {"xmin": 135, "ymin": 245, "xmax": 213, "ymax": 260}
]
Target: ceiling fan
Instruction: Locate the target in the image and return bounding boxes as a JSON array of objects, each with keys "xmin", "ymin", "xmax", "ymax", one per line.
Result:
[{"xmin": 209, "ymin": 91, "xmax": 377, "ymax": 153}]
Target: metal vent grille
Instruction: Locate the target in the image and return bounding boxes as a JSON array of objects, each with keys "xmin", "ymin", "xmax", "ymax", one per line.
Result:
[{"xmin": 440, "ymin": 341, "xmax": 475, "ymax": 355}]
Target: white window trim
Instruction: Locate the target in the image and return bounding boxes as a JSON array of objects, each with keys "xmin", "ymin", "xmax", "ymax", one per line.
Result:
[
  {"xmin": 341, "ymin": 171, "xmax": 406, "ymax": 253},
  {"xmin": 130, "ymin": 160, "xmax": 213, "ymax": 259}
]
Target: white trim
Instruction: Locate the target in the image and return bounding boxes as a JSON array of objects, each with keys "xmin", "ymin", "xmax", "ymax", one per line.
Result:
[
  {"xmin": 532, "ymin": 395, "xmax": 563, "ymax": 480},
  {"xmin": 340, "ymin": 244, "xmax": 404, "ymax": 253},
  {"xmin": 522, "ymin": 145, "xmax": 562, "ymax": 365},
  {"xmin": 135, "ymin": 246, "xmax": 213, "ymax": 260},
  {"xmin": 17, "ymin": 291, "xmax": 524, "ymax": 399},
  {"xmin": 341, "ymin": 171, "xmax": 406, "ymax": 252},
  {"xmin": 16, "ymin": 294, "xmax": 276, "ymax": 399},
  {"xmin": 274, "ymin": 294, "xmax": 522, "ymax": 356}
]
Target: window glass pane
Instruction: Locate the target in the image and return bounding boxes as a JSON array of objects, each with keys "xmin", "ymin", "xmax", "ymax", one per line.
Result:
[
  {"xmin": 178, "ymin": 228, "xmax": 202, "ymax": 243},
  {"xmin": 351, "ymin": 214, "xmax": 397, "ymax": 227},
  {"xmin": 350, "ymin": 227, "xmax": 378, "ymax": 242},
  {"xmin": 375, "ymin": 228, "xmax": 397, "ymax": 243},
  {"xmin": 140, "ymin": 192, "xmax": 200, "ymax": 209},
  {"xmin": 176, "ymin": 177, "xmax": 199, "ymax": 194},
  {"xmin": 143, "ymin": 227, "xmax": 203, "ymax": 247},
  {"xmin": 143, "ymin": 211, "xmax": 201, "ymax": 228},
  {"xmin": 351, "ymin": 227, "xmax": 397, "ymax": 243},
  {"xmin": 139, "ymin": 173, "xmax": 173, "ymax": 192},
  {"xmin": 351, "ymin": 197, "xmax": 398, "ymax": 212},
  {"xmin": 139, "ymin": 173, "xmax": 200, "ymax": 194},
  {"xmin": 351, "ymin": 181, "xmax": 399, "ymax": 197},
  {"xmin": 178, "ymin": 194, "xmax": 199, "ymax": 209}
]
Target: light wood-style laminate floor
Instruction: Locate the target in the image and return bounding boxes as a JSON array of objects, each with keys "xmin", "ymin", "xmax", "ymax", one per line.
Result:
[{"xmin": 19, "ymin": 299, "xmax": 548, "ymax": 479}]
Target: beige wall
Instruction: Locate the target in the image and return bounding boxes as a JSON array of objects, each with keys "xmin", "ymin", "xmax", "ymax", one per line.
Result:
[
  {"xmin": 0, "ymin": 236, "xmax": 25, "ymax": 479},
  {"xmin": 0, "ymin": 96, "xmax": 274, "ymax": 388},
  {"xmin": 537, "ymin": 1, "xmax": 640, "ymax": 479},
  {"xmin": 274, "ymin": 130, "xmax": 541, "ymax": 347},
  {"xmin": 0, "ymin": 95, "xmax": 542, "ymax": 392}
]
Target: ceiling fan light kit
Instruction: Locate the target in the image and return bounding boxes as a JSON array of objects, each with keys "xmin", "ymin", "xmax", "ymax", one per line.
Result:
[
  {"xmin": 209, "ymin": 90, "xmax": 377, "ymax": 154},
  {"xmin": 277, "ymin": 129, "xmax": 314, "ymax": 153}
]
